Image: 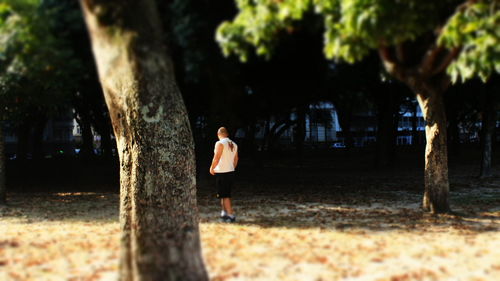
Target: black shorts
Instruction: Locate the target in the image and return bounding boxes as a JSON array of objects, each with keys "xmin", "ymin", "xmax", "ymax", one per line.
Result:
[{"xmin": 215, "ymin": 172, "xmax": 235, "ymax": 198}]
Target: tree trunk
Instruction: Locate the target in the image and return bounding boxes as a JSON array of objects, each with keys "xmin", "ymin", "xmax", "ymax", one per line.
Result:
[
  {"xmin": 375, "ymin": 88, "xmax": 399, "ymax": 167},
  {"xmin": 246, "ymin": 122, "xmax": 261, "ymax": 167},
  {"xmin": 335, "ymin": 106, "xmax": 354, "ymax": 148},
  {"xmin": 479, "ymin": 93, "xmax": 496, "ymax": 178},
  {"xmin": 448, "ymin": 110, "xmax": 460, "ymax": 157},
  {"xmin": 416, "ymin": 90, "xmax": 451, "ymax": 213},
  {"xmin": 378, "ymin": 44, "xmax": 455, "ymax": 214},
  {"xmin": 266, "ymin": 117, "xmax": 287, "ymax": 151},
  {"xmin": 445, "ymin": 94, "xmax": 461, "ymax": 158},
  {"xmin": 246, "ymin": 122, "xmax": 256, "ymax": 153},
  {"xmin": 263, "ymin": 115, "xmax": 271, "ymax": 151},
  {"xmin": 268, "ymin": 120, "xmax": 296, "ymax": 152},
  {"xmin": 0, "ymin": 125, "xmax": 6, "ymax": 205},
  {"xmin": 295, "ymin": 104, "xmax": 306, "ymax": 162},
  {"xmin": 99, "ymin": 130, "xmax": 113, "ymax": 158},
  {"xmin": 16, "ymin": 121, "xmax": 30, "ymax": 160},
  {"xmin": 91, "ymin": 97, "xmax": 115, "ymax": 158},
  {"xmin": 411, "ymin": 102, "xmax": 419, "ymax": 146},
  {"xmin": 376, "ymin": 104, "xmax": 392, "ymax": 166},
  {"xmin": 90, "ymin": 108, "xmax": 114, "ymax": 158},
  {"xmin": 80, "ymin": 116, "xmax": 94, "ymax": 158},
  {"xmin": 80, "ymin": 1, "xmax": 208, "ymax": 281},
  {"xmin": 32, "ymin": 116, "xmax": 47, "ymax": 160}
]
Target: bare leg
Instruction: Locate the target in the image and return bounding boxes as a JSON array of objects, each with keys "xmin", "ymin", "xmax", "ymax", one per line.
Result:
[
  {"xmin": 220, "ymin": 199, "xmax": 224, "ymax": 213},
  {"xmin": 223, "ymin": 198, "xmax": 234, "ymax": 215}
]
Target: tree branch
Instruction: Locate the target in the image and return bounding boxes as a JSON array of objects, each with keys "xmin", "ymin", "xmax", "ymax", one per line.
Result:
[
  {"xmin": 422, "ymin": 0, "xmax": 472, "ymax": 76},
  {"xmin": 378, "ymin": 45, "xmax": 396, "ymax": 64},
  {"xmin": 419, "ymin": 45, "xmax": 445, "ymax": 75},
  {"xmin": 378, "ymin": 46, "xmax": 398, "ymax": 75},
  {"xmin": 378, "ymin": 45, "xmax": 409, "ymax": 82},
  {"xmin": 432, "ymin": 47, "xmax": 461, "ymax": 76},
  {"xmin": 395, "ymin": 43, "xmax": 407, "ymax": 65}
]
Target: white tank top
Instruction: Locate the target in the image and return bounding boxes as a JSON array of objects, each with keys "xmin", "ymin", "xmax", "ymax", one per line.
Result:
[{"xmin": 214, "ymin": 138, "xmax": 238, "ymax": 173}]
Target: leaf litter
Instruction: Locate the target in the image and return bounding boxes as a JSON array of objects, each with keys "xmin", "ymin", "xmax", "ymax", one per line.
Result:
[{"xmin": 0, "ymin": 175, "xmax": 499, "ymax": 281}]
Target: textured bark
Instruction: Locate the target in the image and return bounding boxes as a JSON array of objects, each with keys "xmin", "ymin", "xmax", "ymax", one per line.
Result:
[
  {"xmin": 0, "ymin": 126, "xmax": 5, "ymax": 205},
  {"xmin": 378, "ymin": 43, "xmax": 456, "ymax": 214},
  {"xmin": 417, "ymin": 90, "xmax": 451, "ymax": 213},
  {"xmin": 80, "ymin": 1, "xmax": 208, "ymax": 281}
]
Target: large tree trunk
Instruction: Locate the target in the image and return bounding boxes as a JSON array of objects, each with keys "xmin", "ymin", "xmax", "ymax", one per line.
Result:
[
  {"xmin": 0, "ymin": 125, "xmax": 5, "ymax": 205},
  {"xmin": 479, "ymin": 92, "xmax": 496, "ymax": 178},
  {"xmin": 416, "ymin": 89, "xmax": 450, "ymax": 213},
  {"xmin": 378, "ymin": 43, "xmax": 458, "ymax": 214},
  {"xmin": 80, "ymin": 1, "xmax": 208, "ymax": 281}
]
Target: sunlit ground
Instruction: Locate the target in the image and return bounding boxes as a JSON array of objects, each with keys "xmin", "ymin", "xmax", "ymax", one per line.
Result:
[{"xmin": 1, "ymin": 186, "xmax": 499, "ymax": 281}]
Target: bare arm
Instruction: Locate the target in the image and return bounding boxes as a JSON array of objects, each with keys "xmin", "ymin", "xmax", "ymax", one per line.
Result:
[
  {"xmin": 209, "ymin": 143, "xmax": 223, "ymax": 175},
  {"xmin": 233, "ymin": 149, "xmax": 239, "ymax": 169}
]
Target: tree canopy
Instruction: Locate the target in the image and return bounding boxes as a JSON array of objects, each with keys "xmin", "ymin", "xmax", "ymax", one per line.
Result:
[
  {"xmin": 217, "ymin": 0, "xmax": 499, "ymax": 82},
  {"xmin": 0, "ymin": 0, "xmax": 81, "ymax": 122}
]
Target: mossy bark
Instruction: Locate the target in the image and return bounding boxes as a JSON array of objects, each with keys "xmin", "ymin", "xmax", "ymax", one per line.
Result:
[{"xmin": 80, "ymin": 1, "xmax": 208, "ymax": 280}]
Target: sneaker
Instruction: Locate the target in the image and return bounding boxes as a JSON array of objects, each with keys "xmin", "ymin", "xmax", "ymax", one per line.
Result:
[
  {"xmin": 224, "ymin": 215, "xmax": 236, "ymax": 223},
  {"xmin": 220, "ymin": 210, "xmax": 227, "ymax": 218}
]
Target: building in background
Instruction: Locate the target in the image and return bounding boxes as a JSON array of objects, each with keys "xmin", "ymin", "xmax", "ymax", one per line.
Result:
[
  {"xmin": 3, "ymin": 109, "xmax": 76, "ymax": 158},
  {"xmin": 235, "ymin": 101, "xmax": 427, "ymax": 149},
  {"xmin": 2, "ymin": 109, "xmax": 108, "ymax": 158}
]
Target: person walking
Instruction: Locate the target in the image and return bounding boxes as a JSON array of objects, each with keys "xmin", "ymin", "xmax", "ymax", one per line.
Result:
[{"xmin": 209, "ymin": 127, "xmax": 238, "ymax": 223}]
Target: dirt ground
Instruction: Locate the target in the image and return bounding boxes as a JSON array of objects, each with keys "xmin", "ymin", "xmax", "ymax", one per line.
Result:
[{"xmin": 1, "ymin": 150, "xmax": 500, "ymax": 280}]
